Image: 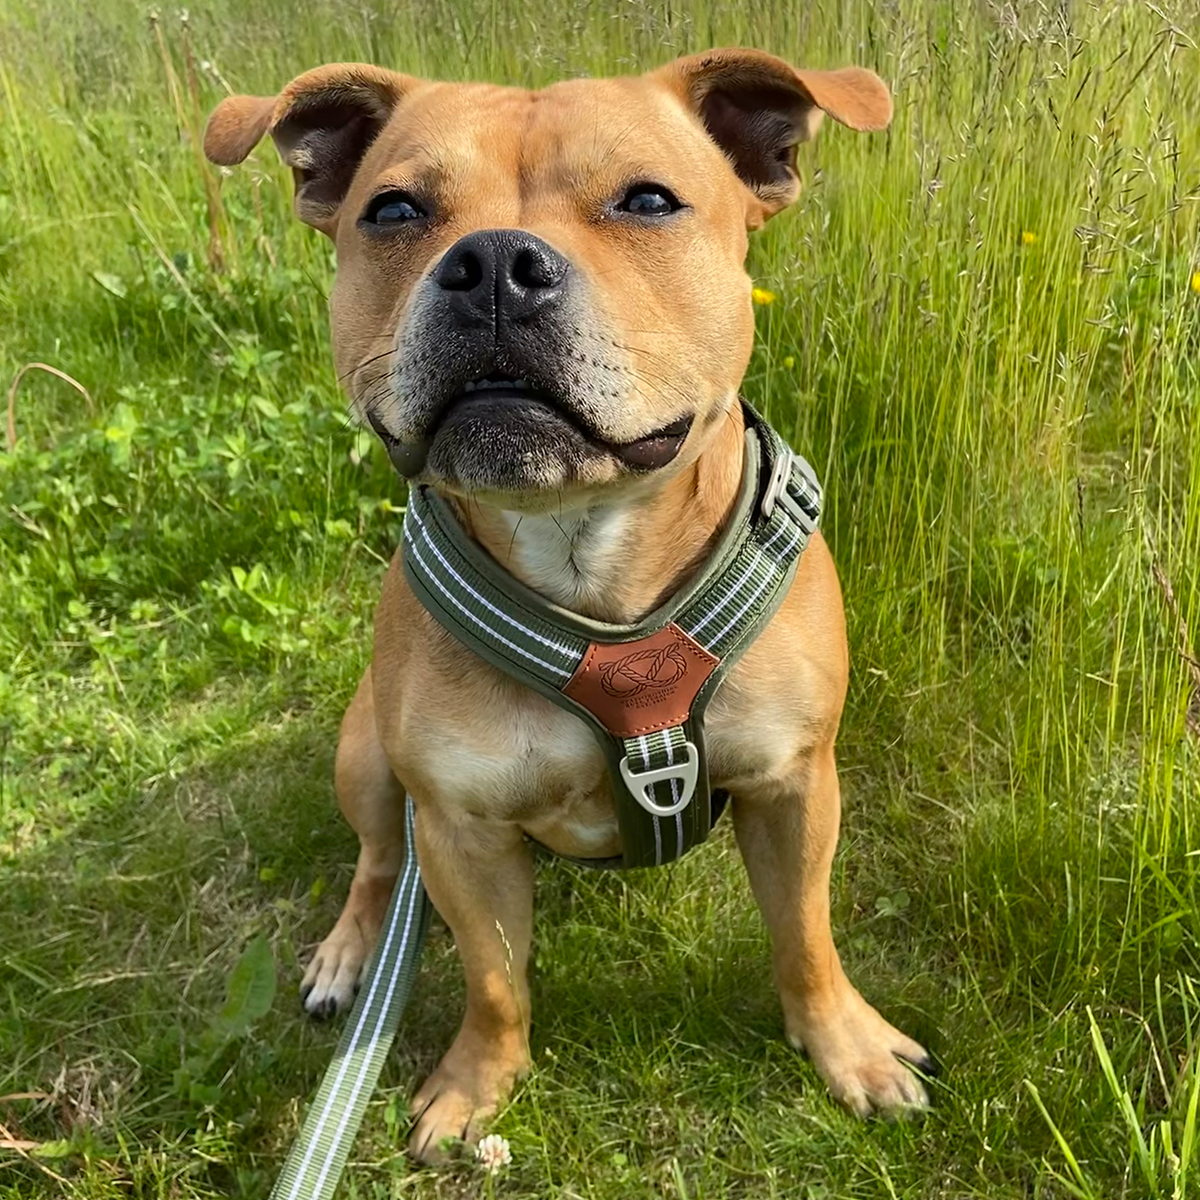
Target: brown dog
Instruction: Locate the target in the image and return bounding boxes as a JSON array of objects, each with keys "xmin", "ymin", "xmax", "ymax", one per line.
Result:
[{"xmin": 205, "ymin": 48, "xmax": 931, "ymax": 1161}]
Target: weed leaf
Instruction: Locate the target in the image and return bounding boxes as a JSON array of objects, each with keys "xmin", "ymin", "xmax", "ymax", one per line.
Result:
[{"xmin": 211, "ymin": 934, "xmax": 277, "ymax": 1042}]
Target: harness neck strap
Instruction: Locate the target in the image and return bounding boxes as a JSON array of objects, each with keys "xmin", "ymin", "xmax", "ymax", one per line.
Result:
[{"xmin": 401, "ymin": 403, "xmax": 822, "ymax": 868}]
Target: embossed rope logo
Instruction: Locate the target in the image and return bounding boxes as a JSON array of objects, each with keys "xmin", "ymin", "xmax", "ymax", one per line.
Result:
[{"xmin": 598, "ymin": 644, "xmax": 689, "ymax": 699}]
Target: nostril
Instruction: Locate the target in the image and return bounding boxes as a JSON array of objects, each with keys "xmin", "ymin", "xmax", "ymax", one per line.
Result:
[
  {"xmin": 436, "ymin": 247, "xmax": 484, "ymax": 292},
  {"xmin": 512, "ymin": 244, "xmax": 567, "ymax": 290},
  {"xmin": 434, "ymin": 230, "xmax": 569, "ymax": 316}
]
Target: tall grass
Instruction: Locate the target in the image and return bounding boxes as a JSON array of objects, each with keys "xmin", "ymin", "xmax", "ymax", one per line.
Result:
[{"xmin": 1, "ymin": 1, "xmax": 1198, "ymax": 1197}]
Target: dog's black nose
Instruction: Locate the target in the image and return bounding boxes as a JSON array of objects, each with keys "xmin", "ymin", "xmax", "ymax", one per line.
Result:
[{"xmin": 433, "ymin": 229, "xmax": 570, "ymax": 326}]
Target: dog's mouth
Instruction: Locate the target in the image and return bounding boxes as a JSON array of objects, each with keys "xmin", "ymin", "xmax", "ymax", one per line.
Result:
[{"xmin": 370, "ymin": 374, "xmax": 694, "ymax": 479}]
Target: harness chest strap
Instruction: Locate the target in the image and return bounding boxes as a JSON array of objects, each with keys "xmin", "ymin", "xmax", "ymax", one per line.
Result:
[{"xmin": 402, "ymin": 405, "xmax": 823, "ymax": 869}]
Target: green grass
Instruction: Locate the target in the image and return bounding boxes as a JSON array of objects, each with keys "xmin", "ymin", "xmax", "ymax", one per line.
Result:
[{"xmin": 2, "ymin": 0, "xmax": 1199, "ymax": 1195}]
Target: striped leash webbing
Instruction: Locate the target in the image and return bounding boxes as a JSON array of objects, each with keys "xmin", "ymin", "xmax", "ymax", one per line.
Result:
[{"xmin": 271, "ymin": 797, "xmax": 430, "ymax": 1200}]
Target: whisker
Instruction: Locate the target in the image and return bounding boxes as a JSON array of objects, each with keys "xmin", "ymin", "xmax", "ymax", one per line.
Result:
[
  {"xmin": 338, "ymin": 346, "xmax": 397, "ymax": 385},
  {"xmin": 548, "ymin": 512, "xmax": 571, "ymax": 545}
]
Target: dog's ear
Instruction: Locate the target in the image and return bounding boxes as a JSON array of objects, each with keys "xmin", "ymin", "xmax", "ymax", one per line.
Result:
[
  {"xmin": 203, "ymin": 64, "xmax": 412, "ymax": 233},
  {"xmin": 656, "ymin": 48, "xmax": 892, "ymax": 222}
]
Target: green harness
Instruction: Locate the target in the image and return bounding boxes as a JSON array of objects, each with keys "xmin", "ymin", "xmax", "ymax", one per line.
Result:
[{"xmin": 402, "ymin": 402, "xmax": 823, "ymax": 868}]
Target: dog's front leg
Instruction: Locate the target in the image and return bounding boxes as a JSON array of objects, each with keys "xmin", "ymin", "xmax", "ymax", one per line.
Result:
[
  {"xmin": 732, "ymin": 742, "xmax": 933, "ymax": 1115},
  {"xmin": 408, "ymin": 800, "xmax": 533, "ymax": 1162}
]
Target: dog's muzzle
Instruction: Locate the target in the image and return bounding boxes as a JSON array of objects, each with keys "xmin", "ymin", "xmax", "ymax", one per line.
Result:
[{"xmin": 368, "ymin": 229, "xmax": 694, "ymax": 484}]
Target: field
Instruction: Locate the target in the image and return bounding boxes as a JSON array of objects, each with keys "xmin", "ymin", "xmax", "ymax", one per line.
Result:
[{"xmin": 2, "ymin": 0, "xmax": 1199, "ymax": 1196}]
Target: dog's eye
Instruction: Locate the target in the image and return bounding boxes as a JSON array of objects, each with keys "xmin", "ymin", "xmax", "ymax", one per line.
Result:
[
  {"xmin": 363, "ymin": 191, "xmax": 427, "ymax": 225},
  {"xmin": 618, "ymin": 185, "xmax": 682, "ymax": 217}
]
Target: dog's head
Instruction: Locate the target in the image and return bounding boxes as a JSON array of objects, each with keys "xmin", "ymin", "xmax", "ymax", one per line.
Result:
[{"xmin": 206, "ymin": 51, "xmax": 890, "ymax": 511}]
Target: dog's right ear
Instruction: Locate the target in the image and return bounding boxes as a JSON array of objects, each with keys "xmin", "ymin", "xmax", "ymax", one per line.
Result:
[{"xmin": 203, "ymin": 64, "xmax": 413, "ymax": 235}]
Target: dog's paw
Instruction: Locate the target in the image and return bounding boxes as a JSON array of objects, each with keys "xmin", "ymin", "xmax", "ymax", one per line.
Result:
[
  {"xmin": 788, "ymin": 987, "xmax": 933, "ymax": 1117},
  {"xmin": 299, "ymin": 927, "xmax": 370, "ymax": 1020},
  {"xmin": 408, "ymin": 1075, "xmax": 492, "ymax": 1165},
  {"xmin": 407, "ymin": 1037, "xmax": 529, "ymax": 1164}
]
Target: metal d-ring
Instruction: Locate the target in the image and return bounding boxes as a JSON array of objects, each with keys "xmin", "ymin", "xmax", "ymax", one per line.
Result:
[{"xmin": 618, "ymin": 741, "xmax": 699, "ymax": 817}]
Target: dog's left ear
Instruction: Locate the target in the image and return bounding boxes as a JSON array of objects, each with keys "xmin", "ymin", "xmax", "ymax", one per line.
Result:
[{"xmin": 656, "ymin": 48, "xmax": 892, "ymax": 224}]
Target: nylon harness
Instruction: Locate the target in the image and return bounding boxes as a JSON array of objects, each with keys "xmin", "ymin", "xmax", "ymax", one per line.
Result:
[
  {"xmin": 268, "ymin": 403, "xmax": 823, "ymax": 1199},
  {"xmin": 401, "ymin": 401, "xmax": 823, "ymax": 869}
]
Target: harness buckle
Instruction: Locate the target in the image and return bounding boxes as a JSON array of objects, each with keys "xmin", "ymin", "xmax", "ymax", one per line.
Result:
[
  {"xmin": 618, "ymin": 741, "xmax": 699, "ymax": 817},
  {"xmin": 761, "ymin": 450, "xmax": 821, "ymax": 537}
]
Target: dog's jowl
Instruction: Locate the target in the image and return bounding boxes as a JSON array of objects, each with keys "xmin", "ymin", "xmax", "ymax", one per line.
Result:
[{"xmin": 206, "ymin": 49, "xmax": 932, "ymax": 1162}]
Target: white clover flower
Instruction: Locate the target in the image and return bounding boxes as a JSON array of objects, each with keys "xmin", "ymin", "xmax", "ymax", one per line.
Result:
[{"xmin": 475, "ymin": 1133, "xmax": 512, "ymax": 1174}]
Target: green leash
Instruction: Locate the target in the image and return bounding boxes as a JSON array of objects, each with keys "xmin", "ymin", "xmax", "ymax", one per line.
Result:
[{"xmin": 271, "ymin": 798, "xmax": 430, "ymax": 1200}]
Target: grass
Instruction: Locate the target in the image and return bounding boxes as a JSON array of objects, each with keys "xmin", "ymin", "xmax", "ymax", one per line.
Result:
[{"xmin": 1, "ymin": 0, "xmax": 1199, "ymax": 1195}]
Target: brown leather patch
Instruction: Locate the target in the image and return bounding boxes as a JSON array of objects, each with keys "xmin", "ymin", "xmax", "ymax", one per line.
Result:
[{"xmin": 562, "ymin": 622, "xmax": 719, "ymax": 738}]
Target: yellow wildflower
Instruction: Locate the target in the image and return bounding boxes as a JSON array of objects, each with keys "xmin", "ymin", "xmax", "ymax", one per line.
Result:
[
  {"xmin": 1191, "ymin": 271, "xmax": 1200, "ymax": 295},
  {"xmin": 751, "ymin": 286, "xmax": 777, "ymax": 305},
  {"xmin": 782, "ymin": 355, "xmax": 795, "ymax": 369},
  {"xmin": 1021, "ymin": 230, "xmax": 1038, "ymax": 246}
]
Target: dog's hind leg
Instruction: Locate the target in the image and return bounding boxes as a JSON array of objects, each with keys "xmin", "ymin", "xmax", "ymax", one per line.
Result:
[
  {"xmin": 732, "ymin": 741, "xmax": 934, "ymax": 1115},
  {"xmin": 301, "ymin": 666, "xmax": 406, "ymax": 1018}
]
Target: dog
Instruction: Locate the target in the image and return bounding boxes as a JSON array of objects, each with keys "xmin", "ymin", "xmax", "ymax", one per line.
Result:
[{"xmin": 205, "ymin": 48, "xmax": 932, "ymax": 1162}]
